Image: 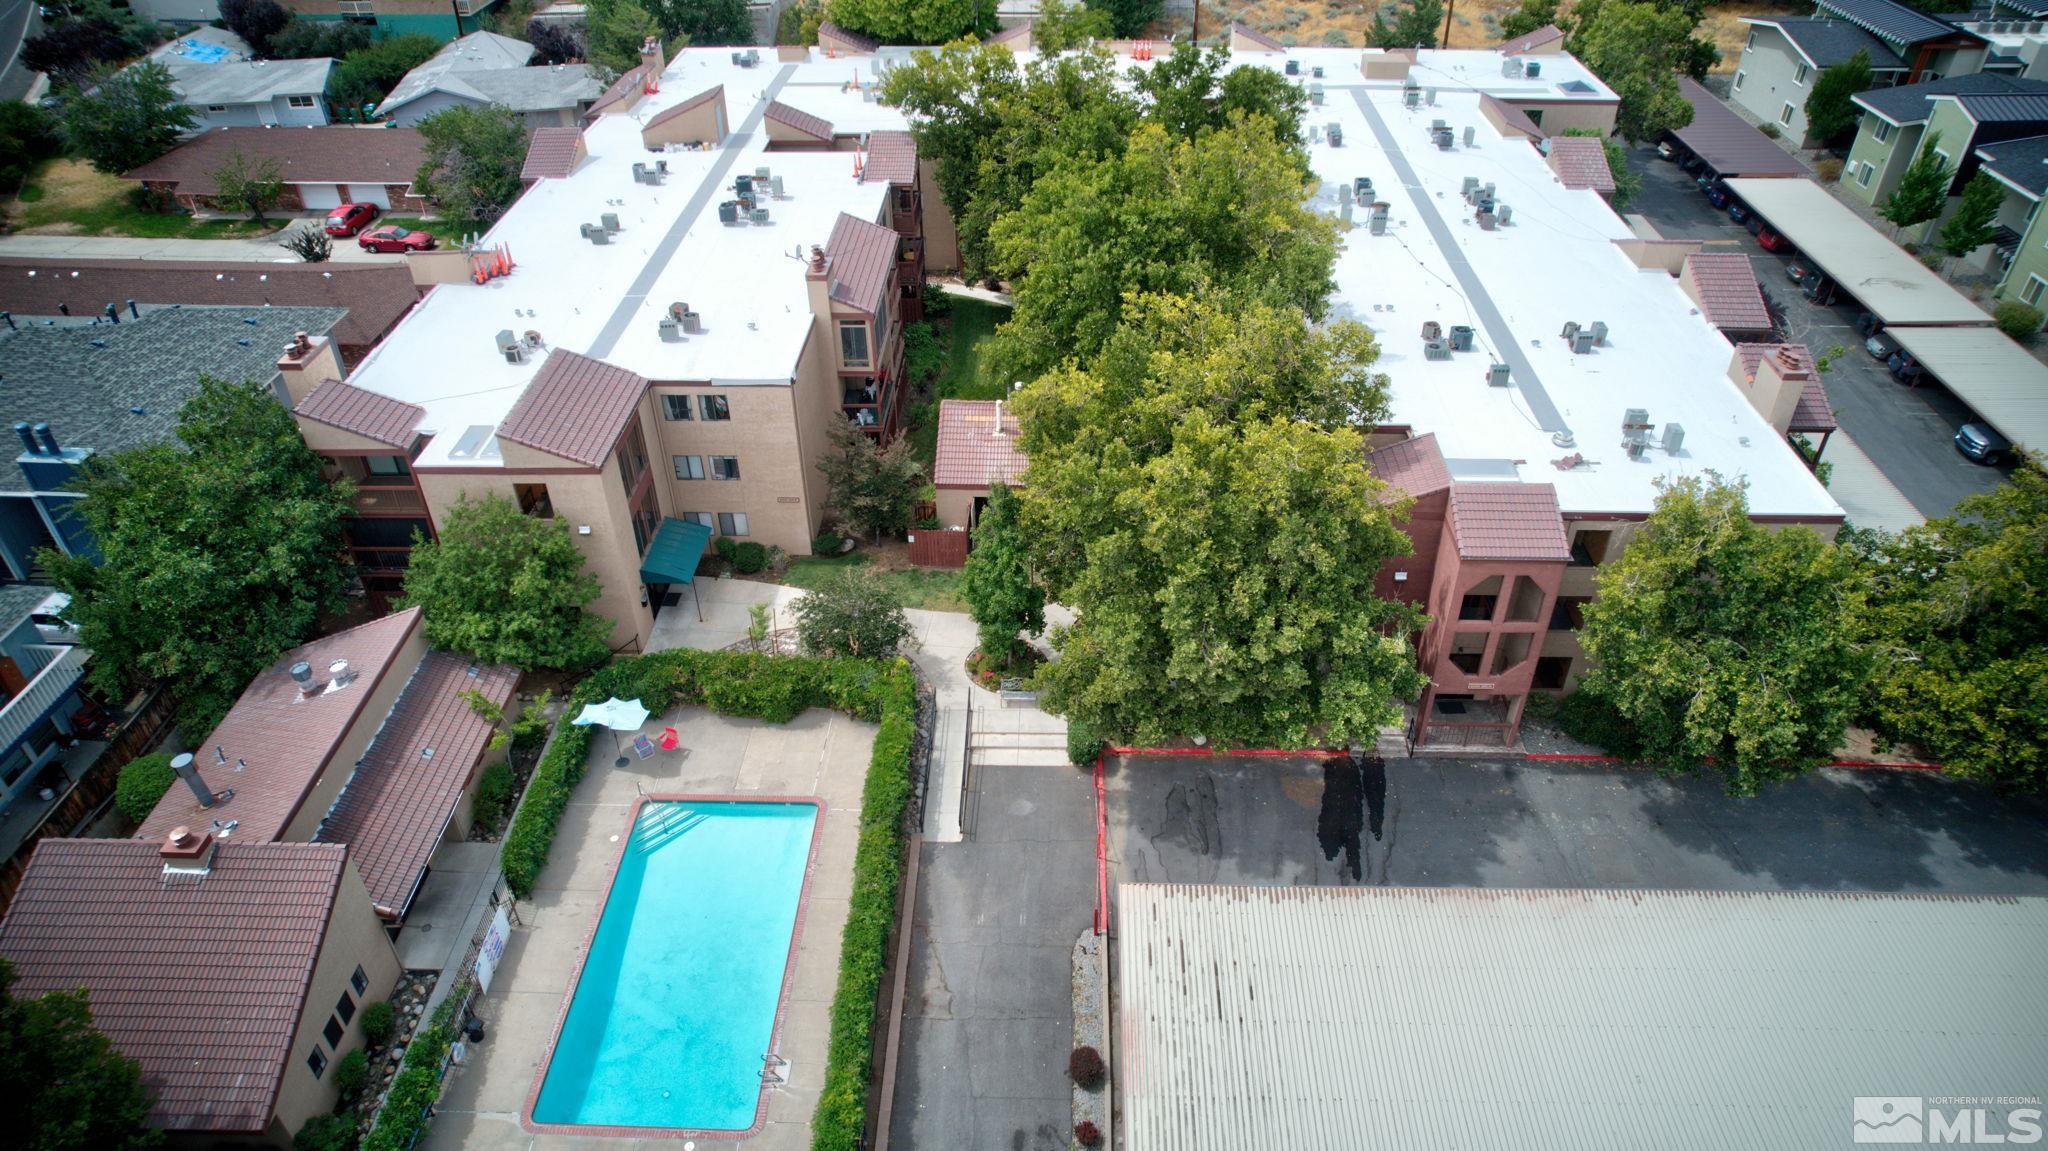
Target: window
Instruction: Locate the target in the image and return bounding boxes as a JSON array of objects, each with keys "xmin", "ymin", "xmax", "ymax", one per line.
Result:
[
  {"xmin": 1457, "ymin": 592, "xmax": 1498, "ymax": 621},
  {"xmin": 1874, "ymin": 120, "xmax": 1892, "ymax": 143},
  {"xmin": 1533, "ymin": 656, "xmax": 1573, "ymax": 691},
  {"xmin": 662, "ymin": 394, "xmax": 694, "ymax": 421},
  {"xmin": 1933, "ymin": 147, "xmax": 1951, "ymax": 168},
  {"xmin": 1780, "ymin": 102, "xmax": 1797, "ymax": 126},
  {"xmin": 515, "ymin": 483, "xmax": 554, "ymax": 518},
  {"xmin": 1550, "ymin": 596, "xmax": 1592, "ymax": 630},
  {"xmin": 709, "ymin": 455, "xmax": 740, "ymax": 480},
  {"xmin": 616, "ymin": 419, "xmax": 650, "ymax": 498},
  {"xmin": 699, "ymin": 394, "xmax": 730, "ymax": 421},
  {"xmin": 1857, "ymin": 161, "xmax": 1875, "ymax": 186},
  {"xmin": 2023, "ymin": 275, "xmax": 2047, "ymax": 307},
  {"xmin": 1526, "ymin": 109, "xmax": 1543, "ymax": 127},
  {"xmin": 308, "ymin": 1049, "xmax": 327, "ymax": 1078},
  {"xmin": 717, "ymin": 511, "xmax": 749, "ymax": 536},
  {"xmin": 287, "ymin": 94, "xmax": 317, "ymax": 108},
  {"xmin": 1732, "ymin": 69, "xmax": 1746, "ymax": 92},
  {"xmin": 323, "ymin": 1016, "xmax": 344, "ymax": 1047},
  {"xmin": 351, "ymin": 966, "xmax": 368, "ymax": 995},
  {"xmin": 838, "ymin": 320, "xmax": 870, "ymax": 367},
  {"xmin": 673, "ymin": 455, "xmax": 705, "ymax": 480},
  {"xmin": 1744, "ymin": 29, "xmax": 1756, "ymax": 50},
  {"xmin": 366, "ymin": 455, "xmax": 409, "ymax": 478},
  {"xmin": 1569, "ymin": 529, "xmax": 1611, "ymax": 567},
  {"xmin": 334, "ymin": 991, "xmax": 355, "ymax": 1024},
  {"xmin": 894, "ymin": 187, "xmax": 915, "ymax": 214},
  {"xmin": 207, "ymin": 104, "xmax": 229, "ymax": 112},
  {"xmin": 1923, "ymin": 70, "xmax": 1942, "ymax": 81},
  {"xmin": 1793, "ymin": 63, "xmax": 1809, "ymax": 85},
  {"xmin": 678, "ymin": 511, "xmax": 713, "ymax": 528}
]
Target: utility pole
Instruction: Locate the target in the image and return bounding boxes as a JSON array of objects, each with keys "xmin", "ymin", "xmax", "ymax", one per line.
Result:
[{"xmin": 1439, "ymin": 0, "xmax": 1453, "ymax": 48}]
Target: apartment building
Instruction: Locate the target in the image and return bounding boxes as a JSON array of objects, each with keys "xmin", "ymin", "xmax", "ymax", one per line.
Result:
[
  {"xmin": 1840, "ymin": 72, "xmax": 2048, "ymax": 207},
  {"xmin": 302, "ymin": 40, "xmax": 953, "ymax": 652}
]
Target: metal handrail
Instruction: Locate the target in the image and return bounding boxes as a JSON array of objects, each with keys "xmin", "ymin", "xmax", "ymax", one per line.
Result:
[{"xmin": 957, "ymin": 694, "xmax": 971, "ymax": 836}]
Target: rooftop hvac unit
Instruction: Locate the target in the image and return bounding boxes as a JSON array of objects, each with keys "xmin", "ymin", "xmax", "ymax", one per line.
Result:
[
  {"xmin": 658, "ymin": 315, "xmax": 683, "ymax": 342},
  {"xmin": 1313, "ymin": 65, "xmax": 1325, "ymax": 78},
  {"xmin": 1487, "ymin": 362, "xmax": 1511, "ymax": 387},
  {"xmin": 1525, "ymin": 60, "xmax": 1542, "ymax": 78},
  {"xmin": 1478, "ymin": 209, "xmax": 1497, "ymax": 230},
  {"xmin": 755, "ymin": 165, "xmax": 771, "ymax": 181},
  {"xmin": 1449, "ymin": 324, "xmax": 1474, "ymax": 351},
  {"xmin": 601, "ymin": 212, "xmax": 621, "ymax": 233},
  {"xmin": 1461, "ymin": 175, "xmax": 1480, "ymax": 198},
  {"xmin": 1426, "ymin": 88, "xmax": 1438, "ymax": 105},
  {"xmin": 495, "ymin": 329, "xmax": 524, "ymax": 363},
  {"xmin": 1310, "ymin": 83, "xmax": 1324, "ymax": 105},
  {"xmin": 1422, "ymin": 320, "xmax": 1443, "ymax": 340},
  {"xmin": 1662, "ymin": 423, "xmax": 1685, "ymax": 454},
  {"xmin": 1327, "ymin": 122, "xmax": 1343, "ymax": 146},
  {"xmin": 1463, "ymin": 125, "xmax": 1476, "ymax": 146},
  {"xmin": 1337, "ymin": 181, "xmax": 1353, "ymax": 205},
  {"xmin": 1497, "ymin": 203, "xmax": 1514, "ymax": 226},
  {"xmin": 745, "ymin": 48, "xmax": 760, "ymax": 66},
  {"xmin": 1435, "ymin": 130, "xmax": 1455, "ymax": 150},
  {"xmin": 1571, "ymin": 330, "xmax": 1595, "ymax": 353},
  {"xmin": 718, "ymin": 200, "xmax": 740, "ymax": 225},
  {"xmin": 1356, "ymin": 176, "xmax": 1375, "ymax": 198},
  {"xmin": 749, "ymin": 206, "xmax": 770, "ymax": 224},
  {"xmin": 1624, "ymin": 437, "xmax": 1648, "ymax": 459},
  {"xmin": 1431, "ymin": 118, "xmax": 1446, "ymax": 132},
  {"xmin": 1561, "ymin": 320, "xmax": 1581, "ymax": 340},
  {"xmin": 1622, "ymin": 407, "xmax": 1652, "ymax": 439},
  {"xmin": 769, "ymin": 175, "xmax": 785, "ymax": 198},
  {"xmin": 735, "ymin": 173, "xmax": 753, "ymax": 198},
  {"xmin": 1589, "ymin": 320, "xmax": 1608, "ymax": 346},
  {"xmin": 1286, "ymin": 59, "xmax": 1300, "ymax": 75},
  {"xmin": 1503, "ymin": 57, "xmax": 1524, "ymax": 77},
  {"xmin": 1424, "ymin": 338, "xmax": 1453, "ymax": 360},
  {"xmin": 1404, "ymin": 87, "xmax": 1420, "ymax": 108},
  {"xmin": 1483, "ymin": 181, "xmax": 1496, "ymax": 199},
  {"xmin": 1369, "ymin": 203, "xmax": 1389, "ymax": 234},
  {"xmin": 580, "ymin": 222, "xmax": 610, "ymax": 245},
  {"xmin": 1475, "ymin": 197, "xmax": 1496, "ymax": 216},
  {"xmin": 1341, "ymin": 200, "xmax": 1354, "ymax": 225}
]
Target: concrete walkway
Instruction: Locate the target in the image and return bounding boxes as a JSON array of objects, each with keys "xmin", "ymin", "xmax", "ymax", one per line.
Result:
[
  {"xmin": 1821, "ymin": 430, "xmax": 1928, "ymax": 533},
  {"xmin": 393, "ymin": 840, "xmax": 501, "ymax": 974},
  {"xmin": 0, "ymin": 232, "xmax": 406, "ymax": 263}
]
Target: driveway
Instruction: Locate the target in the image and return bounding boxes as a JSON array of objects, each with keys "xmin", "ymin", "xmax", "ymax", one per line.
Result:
[
  {"xmin": 0, "ymin": 232, "xmax": 407, "ymax": 263},
  {"xmin": 1109, "ymin": 754, "xmax": 2048, "ymax": 894},
  {"xmin": 1624, "ymin": 144, "xmax": 2010, "ymax": 521},
  {"xmin": 0, "ymin": 0, "xmax": 40, "ymax": 105}
]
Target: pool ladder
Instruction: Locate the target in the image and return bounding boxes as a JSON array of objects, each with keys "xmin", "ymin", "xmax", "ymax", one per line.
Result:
[
  {"xmin": 762, "ymin": 1053, "xmax": 788, "ymax": 1085},
  {"xmin": 633, "ymin": 805, "xmax": 708, "ymax": 853}
]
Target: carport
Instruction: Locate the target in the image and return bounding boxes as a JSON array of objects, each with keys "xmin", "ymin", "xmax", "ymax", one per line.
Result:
[
  {"xmin": 1669, "ymin": 77, "xmax": 1807, "ymax": 178},
  {"xmin": 1885, "ymin": 326, "xmax": 2048, "ymax": 451},
  {"xmin": 1725, "ymin": 177, "xmax": 1993, "ymax": 326}
]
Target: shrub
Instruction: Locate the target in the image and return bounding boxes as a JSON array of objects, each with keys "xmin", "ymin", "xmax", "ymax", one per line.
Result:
[
  {"xmin": 472, "ymin": 761, "xmax": 515, "ymax": 830},
  {"xmin": 1554, "ymin": 690, "xmax": 1643, "ymax": 759},
  {"xmin": 114, "ymin": 752, "xmax": 176, "ymax": 824},
  {"xmin": 1759, "ymin": 121, "xmax": 1781, "ymax": 139},
  {"xmin": 1995, "ymin": 300, "xmax": 2044, "ymax": 341},
  {"xmin": 294, "ymin": 1113, "xmax": 360, "ymax": 1151},
  {"xmin": 1075, "ymin": 1120, "xmax": 1103, "ymax": 1147},
  {"xmin": 1066, "ymin": 720, "xmax": 1104, "ymax": 767},
  {"xmin": 358, "ymin": 1000, "xmax": 396, "ymax": 1048},
  {"xmin": 331, "ymin": 1048, "xmax": 370, "ymax": 1102},
  {"xmin": 1816, "ymin": 156, "xmax": 1844, "ymax": 184},
  {"xmin": 714, "ymin": 536, "xmax": 738, "ymax": 562},
  {"xmin": 794, "ymin": 567, "xmax": 912, "ymax": 659},
  {"xmin": 812, "ymin": 531, "xmax": 843, "ymax": 555},
  {"xmin": 360, "ymin": 992, "xmax": 462, "ymax": 1151},
  {"xmin": 733, "ymin": 541, "xmax": 768, "ymax": 573},
  {"xmin": 1069, "ymin": 1045, "xmax": 1106, "ymax": 1089},
  {"xmin": 509, "ymin": 688, "xmax": 552, "ymax": 749},
  {"xmin": 282, "ymin": 225, "xmax": 332, "ymax": 262},
  {"xmin": 922, "ymin": 280, "xmax": 954, "ymax": 316}
]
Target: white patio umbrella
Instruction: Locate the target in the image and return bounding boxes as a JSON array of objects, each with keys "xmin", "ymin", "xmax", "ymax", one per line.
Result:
[{"xmin": 573, "ymin": 697, "xmax": 652, "ymax": 767}]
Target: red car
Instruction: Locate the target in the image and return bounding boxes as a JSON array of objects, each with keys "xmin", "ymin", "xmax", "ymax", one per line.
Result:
[
  {"xmin": 357, "ymin": 225, "xmax": 438, "ymax": 253},
  {"xmin": 1757, "ymin": 226, "xmax": 1792, "ymax": 253},
  {"xmin": 324, "ymin": 202, "xmax": 378, "ymax": 237}
]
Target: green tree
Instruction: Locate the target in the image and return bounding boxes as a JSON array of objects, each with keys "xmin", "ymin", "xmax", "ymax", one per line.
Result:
[
  {"xmin": 61, "ymin": 62, "xmax": 196, "ymax": 175},
  {"xmin": 114, "ymin": 753, "xmax": 176, "ymax": 824},
  {"xmin": 650, "ymin": 0, "xmax": 754, "ymax": 45},
  {"xmin": 1031, "ymin": 0, "xmax": 1111, "ymax": 52},
  {"xmin": 1567, "ymin": 0, "xmax": 1704, "ymax": 141},
  {"xmin": 267, "ymin": 17, "xmax": 373, "ymax": 60},
  {"xmin": 22, "ymin": 0, "xmax": 157, "ymax": 88},
  {"xmin": 1803, "ymin": 49, "xmax": 1872, "ymax": 146},
  {"xmin": 962, "ymin": 483, "xmax": 1043, "ymax": 662},
  {"xmin": 1853, "ymin": 457, "xmax": 2048, "ymax": 788},
  {"xmin": 584, "ymin": 0, "xmax": 661, "ymax": 71},
  {"xmin": 413, "ymin": 104, "xmax": 528, "ymax": 226},
  {"xmin": 1937, "ymin": 171, "xmax": 2003, "ymax": 266},
  {"xmin": 327, "ymin": 34, "xmax": 439, "ymax": 120},
  {"xmin": 219, "ymin": 0, "xmax": 290, "ymax": 54},
  {"xmin": 792, "ymin": 566, "xmax": 913, "ymax": 658},
  {"xmin": 43, "ymin": 379, "xmax": 353, "ymax": 736},
  {"xmin": 397, "ymin": 493, "xmax": 613, "ymax": 672},
  {"xmin": 777, "ymin": 0, "xmax": 825, "ymax": 43},
  {"xmin": 1131, "ymin": 43, "xmax": 1308, "ymax": 149},
  {"xmin": 1094, "ymin": 0, "xmax": 1158, "ymax": 36},
  {"xmin": 1372, "ymin": 0, "xmax": 1444, "ymax": 48},
  {"xmin": 1498, "ymin": 0, "xmax": 1560, "ymax": 39},
  {"xmin": 209, "ymin": 149, "xmax": 285, "ymax": 222},
  {"xmin": 826, "ymin": 0, "xmax": 993, "ymax": 43},
  {"xmin": 1575, "ymin": 475, "xmax": 1869, "ymax": 794},
  {"xmin": 818, "ymin": 417, "xmax": 922, "ymax": 542},
  {"xmin": 0, "ymin": 958, "xmax": 159, "ymax": 1151},
  {"xmin": 0, "ymin": 103, "xmax": 63, "ymax": 198},
  {"xmin": 1564, "ymin": 126, "xmax": 1639, "ymax": 210},
  {"xmin": 984, "ymin": 116, "xmax": 1338, "ymax": 384},
  {"xmin": 1880, "ymin": 131, "xmax": 1952, "ymax": 234}
]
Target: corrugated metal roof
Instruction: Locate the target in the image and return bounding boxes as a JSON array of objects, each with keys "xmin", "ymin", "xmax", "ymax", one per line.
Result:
[
  {"xmin": 294, "ymin": 378, "xmax": 425, "ymax": 447},
  {"xmin": 496, "ymin": 349, "xmax": 647, "ymax": 466},
  {"xmin": 1975, "ymin": 132, "xmax": 2048, "ymax": 197},
  {"xmin": 1672, "ymin": 77, "xmax": 1808, "ymax": 177},
  {"xmin": 1853, "ymin": 73, "xmax": 2044, "ymax": 124},
  {"xmin": 521, "ymin": 126, "xmax": 584, "ymax": 180},
  {"xmin": 1546, "ymin": 136, "xmax": 1615, "ymax": 192},
  {"xmin": 1813, "ymin": 0, "xmax": 1962, "ymax": 46},
  {"xmin": 1726, "ymin": 178, "xmax": 1992, "ymax": 325},
  {"xmin": 1119, "ymin": 883, "xmax": 2048, "ymax": 1151},
  {"xmin": 1944, "ymin": 90, "xmax": 2048, "ymax": 122},
  {"xmin": 1886, "ymin": 325, "xmax": 2048, "ymax": 449},
  {"xmin": 1447, "ymin": 482, "xmax": 1570, "ymax": 560},
  {"xmin": 1757, "ymin": 18, "xmax": 1908, "ymax": 68},
  {"xmin": 765, "ymin": 99, "xmax": 833, "ymax": 142},
  {"xmin": 1685, "ymin": 252, "xmax": 1773, "ymax": 330},
  {"xmin": 0, "ymin": 840, "xmax": 349, "ymax": 1134},
  {"xmin": 825, "ymin": 212, "xmax": 896, "ymax": 316},
  {"xmin": 933, "ymin": 398, "xmax": 1026, "ymax": 488}
]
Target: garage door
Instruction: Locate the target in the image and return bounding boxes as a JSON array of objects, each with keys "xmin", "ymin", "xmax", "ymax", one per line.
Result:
[
  {"xmin": 345, "ymin": 183, "xmax": 391, "ymax": 208},
  {"xmin": 298, "ymin": 183, "xmax": 343, "ymax": 210}
]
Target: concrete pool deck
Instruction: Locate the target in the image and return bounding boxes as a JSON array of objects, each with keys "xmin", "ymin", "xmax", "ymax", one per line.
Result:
[{"xmin": 420, "ymin": 705, "xmax": 877, "ymax": 1151}]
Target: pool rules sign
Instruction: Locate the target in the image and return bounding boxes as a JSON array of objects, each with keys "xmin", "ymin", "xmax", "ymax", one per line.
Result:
[{"xmin": 475, "ymin": 904, "xmax": 513, "ymax": 993}]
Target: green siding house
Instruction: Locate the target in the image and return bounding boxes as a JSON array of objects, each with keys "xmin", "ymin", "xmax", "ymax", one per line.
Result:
[{"xmin": 1842, "ymin": 73, "xmax": 2048, "ymax": 206}]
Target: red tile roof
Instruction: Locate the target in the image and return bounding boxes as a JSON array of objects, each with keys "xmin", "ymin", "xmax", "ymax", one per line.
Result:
[
  {"xmin": 644, "ymin": 84, "xmax": 724, "ymax": 130},
  {"xmin": 765, "ymin": 100, "xmax": 833, "ymax": 142},
  {"xmin": 496, "ymin": 350, "xmax": 647, "ymax": 466},
  {"xmin": 1791, "ymin": 380, "xmax": 1838, "ymax": 433},
  {"xmin": 826, "ymin": 212, "xmax": 896, "ymax": 316},
  {"xmin": 586, "ymin": 64, "xmax": 648, "ymax": 115},
  {"xmin": 1736, "ymin": 343, "xmax": 1836, "ymax": 433},
  {"xmin": 1502, "ymin": 23, "xmax": 1565, "ymax": 53},
  {"xmin": 1734, "ymin": 341, "xmax": 1815, "ymax": 380},
  {"xmin": 1687, "ymin": 252, "xmax": 1772, "ymax": 331},
  {"xmin": 865, "ymin": 130, "xmax": 917, "ymax": 185},
  {"xmin": 934, "ymin": 399, "xmax": 1026, "ymax": 488},
  {"xmin": 817, "ymin": 20, "xmax": 878, "ymax": 52},
  {"xmin": 125, "ymin": 127, "xmax": 426, "ymax": 196},
  {"xmin": 315, "ymin": 653, "xmax": 516, "ymax": 915},
  {"xmin": 1546, "ymin": 136, "xmax": 1616, "ymax": 192},
  {"xmin": 1447, "ymin": 483, "xmax": 1571, "ymax": 561},
  {"xmin": 987, "ymin": 21, "xmax": 1032, "ymax": 44},
  {"xmin": 521, "ymin": 126, "xmax": 584, "ymax": 180},
  {"xmin": 138, "ymin": 610, "xmax": 425, "ymax": 844},
  {"xmin": 1231, "ymin": 22, "xmax": 1286, "ymax": 50},
  {"xmin": 295, "ymin": 378, "xmax": 424, "ymax": 448},
  {"xmin": 0, "ymin": 839, "xmax": 348, "ymax": 1134},
  {"xmin": 1368, "ymin": 433, "xmax": 1452, "ymax": 498}
]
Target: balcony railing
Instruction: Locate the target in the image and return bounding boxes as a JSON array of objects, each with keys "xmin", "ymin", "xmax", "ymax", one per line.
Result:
[
  {"xmin": 351, "ymin": 485, "xmax": 428, "ymax": 517},
  {"xmin": 0, "ymin": 645, "xmax": 87, "ymax": 756},
  {"xmin": 336, "ymin": 0, "xmax": 373, "ymax": 14}
]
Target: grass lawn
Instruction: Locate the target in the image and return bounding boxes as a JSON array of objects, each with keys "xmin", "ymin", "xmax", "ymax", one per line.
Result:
[
  {"xmin": 9, "ymin": 159, "xmax": 278, "ymax": 239},
  {"xmin": 933, "ymin": 296, "xmax": 1011, "ymax": 400},
  {"xmin": 782, "ymin": 552, "xmax": 968, "ymax": 612}
]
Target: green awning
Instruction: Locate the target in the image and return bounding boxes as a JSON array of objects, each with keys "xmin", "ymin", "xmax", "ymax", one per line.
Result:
[{"xmin": 640, "ymin": 517, "xmax": 712, "ymax": 585}]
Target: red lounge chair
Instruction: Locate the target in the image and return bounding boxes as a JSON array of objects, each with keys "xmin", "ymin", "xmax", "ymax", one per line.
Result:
[{"xmin": 658, "ymin": 725, "xmax": 681, "ymax": 751}]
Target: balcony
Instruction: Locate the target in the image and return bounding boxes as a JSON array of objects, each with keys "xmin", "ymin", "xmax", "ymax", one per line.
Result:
[
  {"xmin": 0, "ymin": 645, "xmax": 87, "ymax": 760},
  {"xmin": 351, "ymin": 484, "xmax": 428, "ymax": 517}
]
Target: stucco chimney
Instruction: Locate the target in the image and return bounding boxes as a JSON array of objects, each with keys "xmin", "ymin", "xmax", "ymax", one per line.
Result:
[
  {"xmin": 640, "ymin": 35, "xmax": 666, "ymax": 80},
  {"xmin": 276, "ymin": 332, "xmax": 341, "ymax": 407}
]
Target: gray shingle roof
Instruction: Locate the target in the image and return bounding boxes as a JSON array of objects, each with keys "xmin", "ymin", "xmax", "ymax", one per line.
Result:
[
  {"xmin": 0, "ymin": 583, "xmax": 58, "ymax": 625},
  {"xmin": 164, "ymin": 57, "xmax": 333, "ymax": 105},
  {"xmin": 1813, "ymin": 0, "xmax": 1965, "ymax": 46},
  {"xmin": 1762, "ymin": 18, "xmax": 1908, "ymax": 68},
  {"xmin": 0, "ymin": 305, "xmax": 345, "ymax": 494},
  {"xmin": 1975, "ymin": 132, "xmax": 2048, "ymax": 196},
  {"xmin": 376, "ymin": 29, "xmax": 533, "ymax": 112},
  {"xmin": 1855, "ymin": 73, "xmax": 2048, "ymax": 123}
]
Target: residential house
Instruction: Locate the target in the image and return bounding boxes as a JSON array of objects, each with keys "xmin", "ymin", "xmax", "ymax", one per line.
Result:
[
  {"xmin": 932, "ymin": 399, "xmax": 1026, "ymax": 530},
  {"xmin": 374, "ymin": 30, "xmax": 603, "ymax": 127},
  {"xmin": 1731, "ymin": 19, "xmax": 1911, "ymax": 144},
  {"xmin": 0, "ymin": 584, "xmax": 93, "ymax": 820},
  {"xmin": 1977, "ymin": 134, "xmax": 2048, "ymax": 295},
  {"xmin": 0, "ymin": 305, "xmax": 347, "ymax": 582},
  {"xmin": 1810, "ymin": 0, "xmax": 1987, "ymax": 79},
  {"xmin": 147, "ymin": 25, "xmax": 252, "ymax": 66},
  {"xmin": 161, "ymin": 57, "xmax": 335, "ymax": 132},
  {"xmin": 1840, "ymin": 73, "xmax": 2048, "ymax": 207},
  {"xmin": 126, "ymin": 126, "xmax": 429, "ymax": 213}
]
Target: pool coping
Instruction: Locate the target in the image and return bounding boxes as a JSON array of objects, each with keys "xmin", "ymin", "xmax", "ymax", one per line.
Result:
[{"xmin": 520, "ymin": 793, "xmax": 828, "ymax": 1142}]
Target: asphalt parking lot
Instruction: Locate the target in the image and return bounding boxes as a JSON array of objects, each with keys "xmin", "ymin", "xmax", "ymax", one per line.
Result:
[
  {"xmin": 1623, "ymin": 143, "xmax": 2012, "ymax": 520},
  {"xmin": 1108, "ymin": 754, "xmax": 2048, "ymax": 894}
]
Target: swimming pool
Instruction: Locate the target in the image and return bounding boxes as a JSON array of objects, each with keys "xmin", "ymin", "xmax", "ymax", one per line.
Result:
[{"xmin": 529, "ymin": 798, "xmax": 820, "ymax": 1135}]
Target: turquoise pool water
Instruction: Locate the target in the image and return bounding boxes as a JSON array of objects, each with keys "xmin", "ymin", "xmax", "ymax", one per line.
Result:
[{"xmin": 532, "ymin": 801, "xmax": 817, "ymax": 1131}]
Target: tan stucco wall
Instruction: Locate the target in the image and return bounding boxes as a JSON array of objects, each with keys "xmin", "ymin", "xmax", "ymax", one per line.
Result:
[
  {"xmin": 1613, "ymin": 238, "xmax": 1704, "ymax": 272},
  {"xmin": 651, "ymin": 383, "xmax": 821, "ymax": 553},
  {"xmin": 272, "ymin": 860, "xmax": 401, "ymax": 1141},
  {"xmin": 279, "ymin": 621, "xmax": 428, "ymax": 844},
  {"xmin": 1511, "ymin": 100, "xmax": 1618, "ymax": 135},
  {"xmin": 918, "ymin": 159, "xmax": 960, "ymax": 275},
  {"xmin": 643, "ymin": 89, "xmax": 726, "ymax": 148}
]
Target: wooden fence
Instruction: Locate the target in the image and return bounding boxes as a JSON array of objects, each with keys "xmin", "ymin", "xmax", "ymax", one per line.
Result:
[{"xmin": 907, "ymin": 529, "xmax": 969, "ymax": 568}]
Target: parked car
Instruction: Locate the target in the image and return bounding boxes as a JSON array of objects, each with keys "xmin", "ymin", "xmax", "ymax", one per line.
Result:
[
  {"xmin": 358, "ymin": 225, "xmax": 437, "ymax": 253},
  {"xmin": 1728, "ymin": 201, "xmax": 1752, "ymax": 224},
  {"xmin": 1679, "ymin": 152, "xmax": 1705, "ymax": 174},
  {"xmin": 1955, "ymin": 421, "xmax": 2011, "ymax": 464},
  {"xmin": 1757, "ymin": 226, "xmax": 1792, "ymax": 252},
  {"xmin": 324, "ymin": 202, "xmax": 378, "ymax": 237},
  {"xmin": 1887, "ymin": 350, "xmax": 1924, "ymax": 384},
  {"xmin": 1786, "ymin": 259, "xmax": 1813, "ymax": 284},
  {"xmin": 1657, "ymin": 140, "xmax": 1678, "ymax": 161},
  {"xmin": 1865, "ymin": 331, "xmax": 1899, "ymax": 361},
  {"xmin": 1704, "ymin": 182, "xmax": 1732, "ymax": 209}
]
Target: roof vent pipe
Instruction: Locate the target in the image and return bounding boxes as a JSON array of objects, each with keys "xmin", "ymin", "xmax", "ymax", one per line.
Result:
[
  {"xmin": 13, "ymin": 422, "xmax": 38, "ymax": 456},
  {"xmin": 33, "ymin": 423, "xmax": 58, "ymax": 456},
  {"xmin": 992, "ymin": 400, "xmax": 1003, "ymax": 436},
  {"xmin": 289, "ymin": 659, "xmax": 314, "ymax": 696},
  {"xmin": 328, "ymin": 659, "xmax": 353, "ymax": 689},
  {"xmin": 169, "ymin": 753, "xmax": 216, "ymax": 808}
]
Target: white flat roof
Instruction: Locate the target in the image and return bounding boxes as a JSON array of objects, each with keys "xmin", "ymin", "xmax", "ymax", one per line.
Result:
[
  {"xmin": 1887, "ymin": 325, "xmax": 2048, "ymax": 449},
  {"xmin": 1318, "ymin": 87, "xmax": 1838, "ymax": 518},
  {"xmin": 1120, "ymin": 884, "xmax": 2048, "ymax": 1151},
  {"xmin": 344, "ymin": 50, "xmax": 904, "ymax": 467},
  {"xmin": 1726, "ymin": 177, "xmax": 1993, "ymax": 327}
]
